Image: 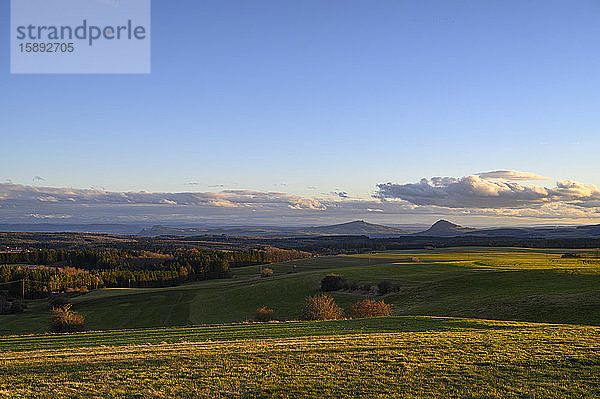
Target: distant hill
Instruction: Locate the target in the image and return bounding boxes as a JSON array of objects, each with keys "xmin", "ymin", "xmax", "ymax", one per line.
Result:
[
  {"xmin": 304, "ymin": 220, "xmax": 409, "ymax": 237},
  {"xmin": 575, "ymin": 224, "xmax": 600, "ymax": 236},
  {"xmin": 415, "ymin": 220, "xmax": 600, "ymax": 239},
  {"xmin": 417, "ymin": 220, "xmax": 478, "ymax": 237},
  {"xmin": 0, "ymin": 223, "xmax": 143, "ymax": 235},
  {"xmin": 137, "ymin": 226, "xmax": 291, "ymax": 238},
  {"xmin": 139, "ymin": 220, "xmax": 410, "ymax": 238}
]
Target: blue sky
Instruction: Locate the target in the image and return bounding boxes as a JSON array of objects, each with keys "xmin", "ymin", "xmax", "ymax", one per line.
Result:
[{"xmin": 1, "ymin": 1, "xmax": 600, "ymax": 226}]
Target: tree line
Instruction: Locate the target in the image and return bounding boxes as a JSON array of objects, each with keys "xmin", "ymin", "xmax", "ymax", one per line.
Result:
[{"xmin": 0, "ymin": 247, "xmax": 309, "ymax": 298}]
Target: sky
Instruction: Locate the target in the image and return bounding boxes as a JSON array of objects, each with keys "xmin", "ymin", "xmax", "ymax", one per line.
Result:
[{"xmin": 1, "ymin": 1, "xmax": 600, "ymax": 227}]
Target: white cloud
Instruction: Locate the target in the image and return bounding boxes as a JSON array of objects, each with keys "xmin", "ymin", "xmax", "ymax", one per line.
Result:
[
  {"xmin": 28, "ymin": 213, "xmax": 72, "ymax": 220},
  {"xmin": 476, "ymin": 170, "xmax": 552, "ymax": 181},
  {"xmin": 375, "ymin": 174, "xmax": 600, "ymax": 209},
  {"xmin": 0, "ymin": 184, "xmax": 326, "ymax": 211}
]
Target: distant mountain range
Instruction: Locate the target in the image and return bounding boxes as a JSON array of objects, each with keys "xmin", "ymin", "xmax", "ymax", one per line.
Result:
[
  {"xmin": 137, "ymin": 220, "xmax": 600, "ymax": 239},
  {"xmin": 307, "ymin": 220, "xmax": 410, "ymax": 236},
  {"xmin": 137, "ymin": 220, "xmax": 411, "ymax": 238},
  {"xmin": 2, "ymin": 220, "xmax": 600, "ymax": 239}
]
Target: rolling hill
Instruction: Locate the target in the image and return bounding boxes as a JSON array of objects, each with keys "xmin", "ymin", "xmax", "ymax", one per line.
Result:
[{"xmin": 304, "ymin": 220, "xmax": 409, "ymax": 237}]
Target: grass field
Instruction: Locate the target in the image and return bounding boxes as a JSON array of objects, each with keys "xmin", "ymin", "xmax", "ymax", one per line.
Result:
[
  {"xmin": 1, "ymin": 317, "xmax": 599, "ymax": 398},
  {"xmin": 0, "ymin": 316, "xmax": 535, "ymax": 352},
  {"xmin": 2, "ymin": 248, "xmax": 600, "ymax": 397}
]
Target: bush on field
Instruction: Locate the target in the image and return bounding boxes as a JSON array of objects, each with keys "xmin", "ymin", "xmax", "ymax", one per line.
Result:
[
  {"xmin": 346, "ymin": 298, "xmax": 392, "ymax": 319},
  {"xmin": 253, "ymin": 306, "xmax": 275, "ymax": 322},
  {"xmin": 261, "ymin": 268, "xmax": 274, "ymax": 278},
  {"xmin": 51, "ymin": 304, "xmax": 85, "ymax": 333},
  {"xmin": 320, "ymin": 274, "xmax": 348, "ymax": 292},
  {"xmin": 300, "ymin": 294, "xmax": 344, "ymax": 321}
]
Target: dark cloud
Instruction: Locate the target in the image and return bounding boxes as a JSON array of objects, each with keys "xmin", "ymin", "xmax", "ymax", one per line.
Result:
[{"xmin": 331, "ymin": 191, "xmax": 349, "ymax": 199}]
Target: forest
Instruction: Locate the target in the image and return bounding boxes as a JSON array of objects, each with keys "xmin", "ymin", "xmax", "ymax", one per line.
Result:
[{"xmin": 0, "ymin": 246, "xmax": 309, "ymax": 298}]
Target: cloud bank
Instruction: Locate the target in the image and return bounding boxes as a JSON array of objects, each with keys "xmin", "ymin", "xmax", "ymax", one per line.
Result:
[
  {"xmin": 2, "ymin": 171, "xmax": 600, "ymax": 226},
  {"xmin": 0, "ymin": 184, "xmax": 325, "ymax": 210},
  {"xmin": 375, "ymin": 174, "xmax": 600, "ymax": 209}
]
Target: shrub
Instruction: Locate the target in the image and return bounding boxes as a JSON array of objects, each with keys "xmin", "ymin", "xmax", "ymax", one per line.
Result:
[
  {"xmin": 300, "ymin": 294, "xmax": 344, "ymax": 321},
  {"xmin": 346, "ymin": 298, "xmax": 393, "ymax": 319},
  {"xmin": 261, "ymin": 268, "xmax": 274, "ymax": 278},
  {"xmin": 51, "ymin": 304, "xmax": 85, "ymax": 333},
  {"xmin": 377, "ymin": 280, "xmax": 399, "ymax": 295},
  {"xmin": 320, "ymin": 274, "xmax": 348, "ymax": 292},
  {"xmin": 253, "ymin": 306, "xmax": 275, "ymax": 322}
]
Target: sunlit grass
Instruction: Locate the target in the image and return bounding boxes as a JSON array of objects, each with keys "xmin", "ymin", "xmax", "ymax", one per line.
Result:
[{"xmin": 0, "ymin": 318, "xmax": 599, "ymax": 398}]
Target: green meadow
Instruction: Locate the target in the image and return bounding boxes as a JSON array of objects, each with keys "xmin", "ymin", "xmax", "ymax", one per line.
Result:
[
  {"xmin": 1, "ymin": 248, "xmax": 600, "ymax": 397},
  {"xmin": 2, "ymin": 247, "xmax": 600, "ymax": 334}
]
